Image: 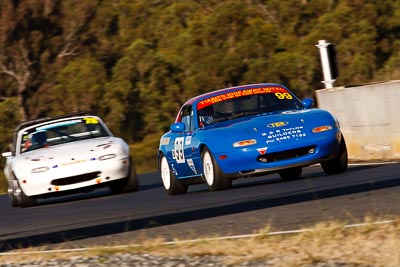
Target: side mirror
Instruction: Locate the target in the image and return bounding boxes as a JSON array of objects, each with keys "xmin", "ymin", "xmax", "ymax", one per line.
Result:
[
  {"xmin": 302, "ymin": 98, "xmax": 314, "ymax": 109},
  {"xmin": 2, "ymin": 152, "xmax": 12, "ymax": 158},
  {"xmin": 170, "ymin": 122, "xmax": 185, "ymax": 133}
]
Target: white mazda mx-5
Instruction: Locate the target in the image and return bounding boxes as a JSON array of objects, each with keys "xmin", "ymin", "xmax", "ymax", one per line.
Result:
[{"xmin": 2, "ymin": 112, "xmax": 138, "ymax": 207}]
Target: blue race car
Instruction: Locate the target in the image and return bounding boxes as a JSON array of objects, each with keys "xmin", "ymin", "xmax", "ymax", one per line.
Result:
[{"xmin": 158, "ymin": 83, "xmax": 348, "ymax": 195}]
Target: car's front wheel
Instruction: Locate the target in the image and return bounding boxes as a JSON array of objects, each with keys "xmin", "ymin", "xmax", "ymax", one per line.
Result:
[
  {"xmin": 321, "ymin": 134, "xmax": 348, "ymax": 175},
  {"xmin": 18, "ymin": 188, "xmax": 37, "ymax": 208},
  {"xmin": 110, "ymin": 158, "xmax": 139, "ymax": 194},
  {"xmin": 8, "ymin": 177, "xmax": 19, "ymax": 207},
  {"xmin": 202, "ymin": 147, "xmax": 232, "ymax": 191},
  {"xmin": 8, "ymin": 192, "xmax": 18, "ymax": 207},
  {"xmin": 159, "ymin": 154, "xmax": 188, "ymax": 195},
  {"xmin": 9, "ymin": 173, "xmax": 36, "ymax": 208},
  {"xmin": 279, "ymin": 167, "xmax": 302, "ymax": 180}
]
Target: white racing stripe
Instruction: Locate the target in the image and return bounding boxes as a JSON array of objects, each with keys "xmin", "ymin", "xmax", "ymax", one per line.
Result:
[
  {"xmin": 308, "ymin": 161, "xmax": 398, "ymax": 168},
  {"xmin": 349, "ymin": 161, "xmax": 398, "ymax": 166},
  {"xmin": 0, "ymin": 220, "xmax": 394, "ymax": 256}
]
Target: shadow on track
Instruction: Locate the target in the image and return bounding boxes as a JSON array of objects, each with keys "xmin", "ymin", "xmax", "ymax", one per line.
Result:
[{"xmin": 1, "ymin": 164, "xmax": 398, "ymax": 252}]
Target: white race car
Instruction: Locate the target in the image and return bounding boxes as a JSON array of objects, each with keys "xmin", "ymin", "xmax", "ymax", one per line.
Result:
[{"xmin": 2, "ymin": 112, "xmax": 138, "ymax": 207}]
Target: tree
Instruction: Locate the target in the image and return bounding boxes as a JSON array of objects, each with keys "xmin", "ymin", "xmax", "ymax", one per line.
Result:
[
  {"xmin": 0, "ymin": 42, "xmax": 33, "ymax": 120},
  {"xmin": 46, "ymin": 56, "xmax": 106, "ymax": 115},
  {"xmin": 2, "ymin": 0, "xmax": 400, "ymax": 174}
]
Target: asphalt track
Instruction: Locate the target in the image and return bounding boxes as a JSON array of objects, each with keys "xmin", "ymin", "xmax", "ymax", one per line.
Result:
[{"xmin": 1, "ymin": 162, "xmax": 400, "ymax": 252}]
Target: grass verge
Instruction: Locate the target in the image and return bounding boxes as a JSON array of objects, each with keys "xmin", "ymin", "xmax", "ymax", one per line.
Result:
[
  {"xmin": 2, "ymin": 217, "xmax": 400, "ymax": 267},
  {"xmin": 130, "ymin": 133, "xmax": 160, "ymax": 174},
  {"xmin": 0, "ymin": 171, "xmax": 6, "ymax": 195}
]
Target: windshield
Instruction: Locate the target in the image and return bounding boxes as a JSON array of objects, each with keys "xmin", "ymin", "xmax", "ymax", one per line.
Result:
[
  {"xmin": 19, "ymin": 117, "xmax": 110, "ymax": 154},
  {"xmin": 197, "ymin": 87, "xmax": 303, "ymax": 126}
]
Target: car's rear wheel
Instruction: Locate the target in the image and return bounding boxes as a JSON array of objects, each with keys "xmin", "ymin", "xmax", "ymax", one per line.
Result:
[
  {"xmin": 160, "ymin": 154, "xmax": 188, "ymax": 195},
  {"xmin": 202, "ymin": 147, "xmax": 232, "ymax": 191},
  {"xmin": 321, "ymin": 134, "xmax": 348, "ymax": 175},
  {"xmin": 279, "ymin": 167, "xmax": 302, "ymax": 180},
  {"xmin": 110, "ymin": 158, "xmax": 139, "ymax": 194}
]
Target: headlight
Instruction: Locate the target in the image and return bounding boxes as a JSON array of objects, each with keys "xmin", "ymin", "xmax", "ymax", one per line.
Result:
[
  {"xmin": 233, "ymin": 139, "xmax": 257, "ymax": 147},
  {"xmin": 31, "ymin": 166, "xmax": 49, "ymax": 173},
  {"xmin": 312, "ymin": 125, "xmax": 333, "ymax": 133},
  {"xmin": 99, "ymin": 154, "xmax": 117, "ymax": 160}
]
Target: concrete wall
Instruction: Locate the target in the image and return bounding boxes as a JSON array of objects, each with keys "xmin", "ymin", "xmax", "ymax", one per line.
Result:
[{"xmin": 315, "ymin": 80, "xmax": 400, "ymax": 161}]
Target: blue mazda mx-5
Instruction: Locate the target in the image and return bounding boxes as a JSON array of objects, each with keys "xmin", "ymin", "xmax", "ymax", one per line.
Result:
[{"xmin": 158, "ymin": 83, "xmax": 348, "ymax": 195}]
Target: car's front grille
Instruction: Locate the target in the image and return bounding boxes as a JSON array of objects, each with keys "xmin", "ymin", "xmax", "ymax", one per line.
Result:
[
  {"xmin": 51, "ymin": 171, "xmax": 101, "ymax": 186},
  {"xmin": 258, "ymin": 146, "xmax": 315, "ymax": 163}
]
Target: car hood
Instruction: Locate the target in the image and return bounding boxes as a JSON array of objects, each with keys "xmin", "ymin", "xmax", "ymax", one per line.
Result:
[{"xmin": 202, "ymin": 109, "xmax": 335, "ymax": 148}]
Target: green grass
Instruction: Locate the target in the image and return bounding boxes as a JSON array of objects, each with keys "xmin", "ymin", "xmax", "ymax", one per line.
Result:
[
  {"xmin": 0, "ymin": 171, "xmax": 6, "ymax": 194},
  {"xmin": 130, "ymin": 132, "xmax": 161, "ymax": 174}
]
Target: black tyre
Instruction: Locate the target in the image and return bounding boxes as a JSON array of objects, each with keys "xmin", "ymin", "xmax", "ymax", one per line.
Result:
[
  {"xmin": 9, "ymin": 173, "xmax": 36, "ymax": 208},
  {"xmin": 321, "ymin": 134, "xmax": 348, "ymax": 175},
  {"xmin": 159, "ymin": 154, "xmax": 188, "ymax": 195},
  {"xmin": 202, "ymin": 147, "xmax": 232, "ymax": 191},
  {"xmin": 8, "ymin": 176, "xmax": 19, "ymax": 207},
  {"xmin": 110, "ymin": 158, "xmax": 139, "ymax": 194},
  {"xmin": 9, "ymin": 193, "xmax": 18, "ymax": 207},
  {"xmin": 279, "ymin": 167, "xmax": 302, "ymax": 180},
  {"xmin": 18, "ymin": 187, "xmax": 36, "ymax": 208}
]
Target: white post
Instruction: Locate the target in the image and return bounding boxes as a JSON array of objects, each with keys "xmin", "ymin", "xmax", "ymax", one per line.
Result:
[{"xmin": 316, "ymin": 40, "xmax": 336, "ymax": 89}]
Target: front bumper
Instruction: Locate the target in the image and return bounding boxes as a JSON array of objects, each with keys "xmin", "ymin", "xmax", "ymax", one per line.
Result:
[
  {"xmin": 215, "ymin": 132, "xmax": 341, "ymax": 177},
  {"xmin": 18, "ymin": 157, "xmax": 130, "ymax": 197}
]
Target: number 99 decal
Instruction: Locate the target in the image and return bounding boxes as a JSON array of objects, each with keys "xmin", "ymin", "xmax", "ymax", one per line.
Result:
[{"xmin": 275, "ymin": 92, "xmax": 293, "ymax": 100}]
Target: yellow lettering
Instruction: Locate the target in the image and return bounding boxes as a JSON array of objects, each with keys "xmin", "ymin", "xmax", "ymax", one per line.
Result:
[{"xmin": 83, "ymin": 117, "xmax": 99, "ymax": 124}]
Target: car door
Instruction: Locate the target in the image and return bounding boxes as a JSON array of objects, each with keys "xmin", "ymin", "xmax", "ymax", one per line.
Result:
[{"xmin": 171, "ymin": 105, "xmax": 198, "ymax": 178}]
